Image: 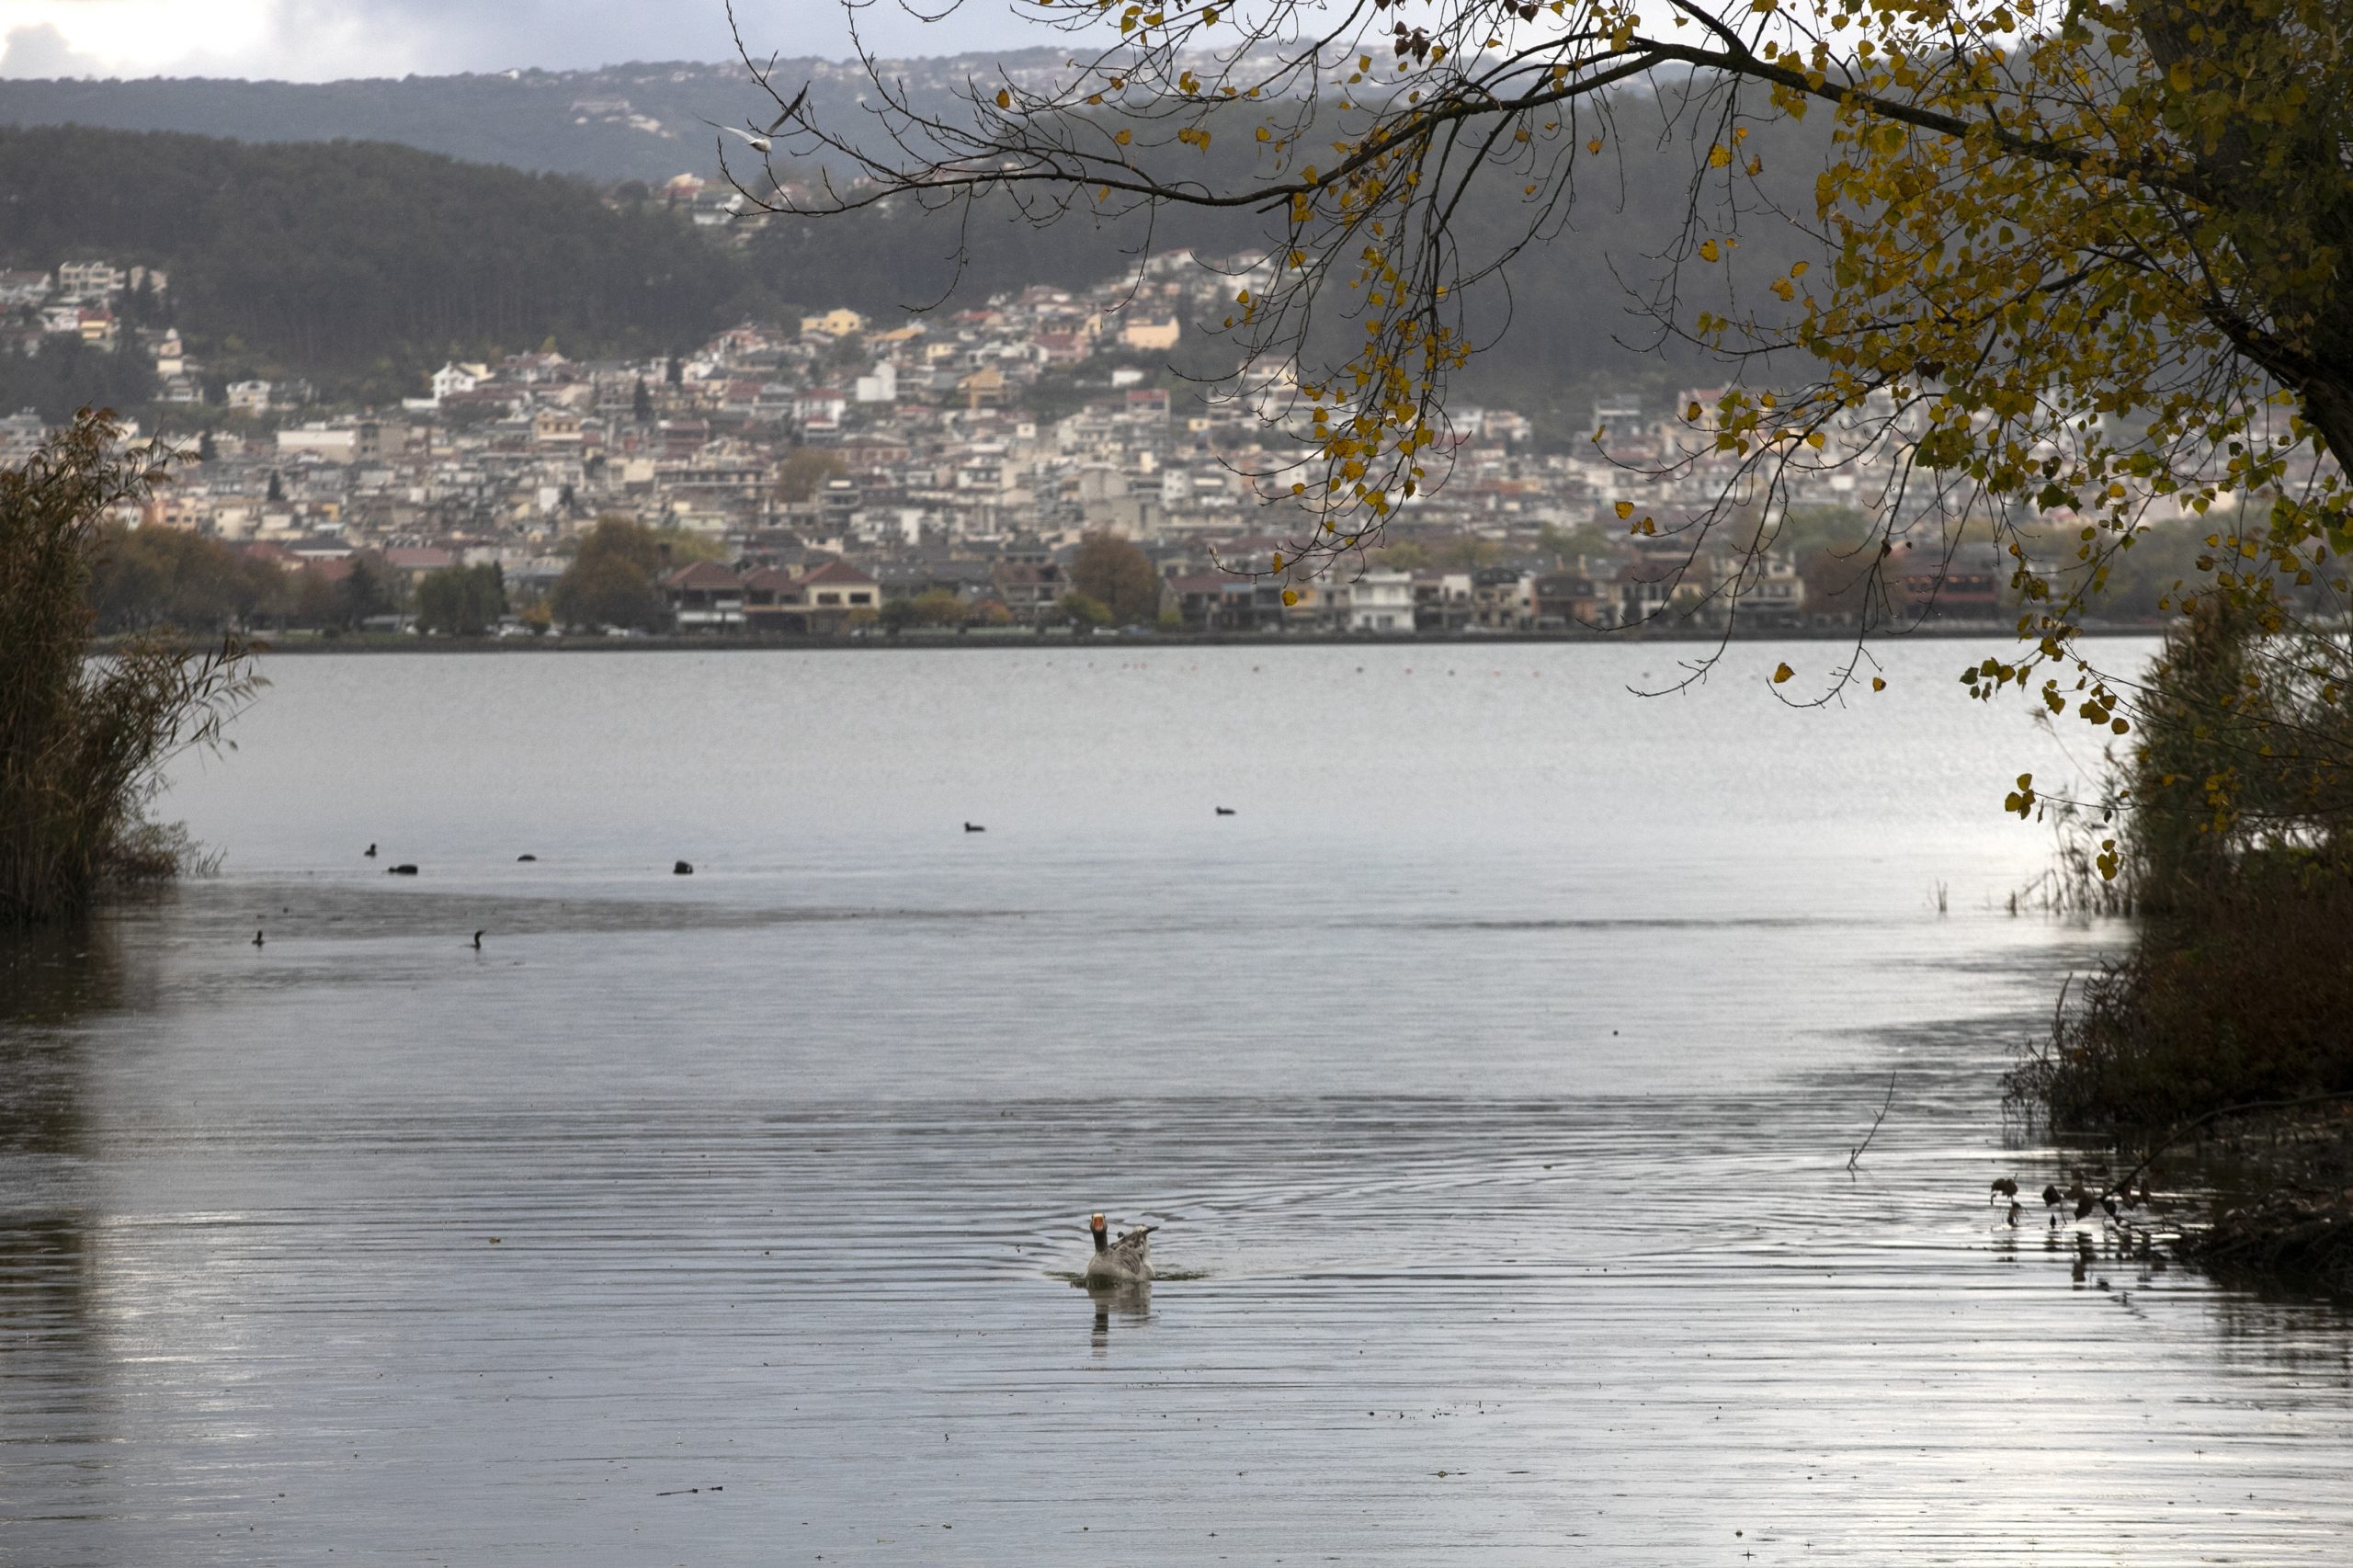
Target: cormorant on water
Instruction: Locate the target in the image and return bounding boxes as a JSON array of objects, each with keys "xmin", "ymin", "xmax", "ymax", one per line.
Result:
[
  {"xmin": 472, "ymin": 930, "xmax": 484, "ymax": 950},
  {"xmin": 252, "ymin": 929, "xmax": 264, "ymax": 947},
  {"xmin": 364, "ymin": 843, "xmax": 377, "ymax": 858},
  {"xmin": 964, "ymin": 823, "xmax": 985, "ymax": 833}
]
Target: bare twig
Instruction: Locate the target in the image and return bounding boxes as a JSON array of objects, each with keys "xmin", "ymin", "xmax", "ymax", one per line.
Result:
[{"xmin": 1846, "ymin": 1070, "xmax": 1896, "ymax": 1173}]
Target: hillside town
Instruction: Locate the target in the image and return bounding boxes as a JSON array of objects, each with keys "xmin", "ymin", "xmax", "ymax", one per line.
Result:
[{"xmin": 4, "ymin": 248, "xmax": 2079, "ymax": 637}]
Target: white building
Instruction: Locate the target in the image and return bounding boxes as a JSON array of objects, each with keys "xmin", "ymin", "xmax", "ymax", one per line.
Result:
[
  {"xmin": 1347, "ymin": 568, "xmax": 1415, "ymax": 633},
  {"xmin": 0, "ymin": 270, "xmax": 51, "ymax": 306},
  {"xmin": 430, "ymin": 361, "xmax": 488, "ymax": 403},
  {"xmin": 278, "ymin": 424, "xmax": 358, "ymax": 462},
  {"xmin": 55, "ymin": 261, "xmax": 127, "ymax": 302},
  {"xmin": 227, "ymin": 381, "xmax": 274, "ymax": 414}
]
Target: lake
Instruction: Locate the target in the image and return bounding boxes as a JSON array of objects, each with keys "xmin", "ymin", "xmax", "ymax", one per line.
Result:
[{"xmin": 6, "ymin": 641, "xmax": 2350, "ymax": 1563}]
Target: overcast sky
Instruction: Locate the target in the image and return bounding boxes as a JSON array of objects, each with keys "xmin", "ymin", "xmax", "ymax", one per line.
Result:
[{"xmin": 0, "ymin": 0, "xmax": 1038, "ymax": 79}]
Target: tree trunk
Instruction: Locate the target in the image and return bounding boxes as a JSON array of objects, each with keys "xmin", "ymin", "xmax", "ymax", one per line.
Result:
[{"xmin": 2303, "ymin": 374, "xmax": 2353, "ymax": 482}]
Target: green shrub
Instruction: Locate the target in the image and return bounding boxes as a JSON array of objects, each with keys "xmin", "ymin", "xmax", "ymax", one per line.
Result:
[{"xmin": 2015, "ymin": 599, "xmax": 2353, "ymax": 1129}]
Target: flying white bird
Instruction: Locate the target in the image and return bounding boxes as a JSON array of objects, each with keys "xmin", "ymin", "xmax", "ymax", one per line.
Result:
[{"xmin": 722, "ymin": 127, "xmax": 773, "ymax": 153}]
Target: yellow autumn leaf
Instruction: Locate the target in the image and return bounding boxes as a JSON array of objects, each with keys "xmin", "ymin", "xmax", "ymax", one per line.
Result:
[
  {"xmin": 1870, "ymin": 676, "xmax": 1886, "ymax": 691},
  {"xmin": 995, "ymin": 89, "xmax": 1011, "ymax": 108},
  {"xmin": 1281, "ymin": 588, "xmax": 1300, "ymax": 607},
  {"xmin": 1699, "ymin": 239, "xmax": 1721, "ymax": 262},
  {"xmin": 1615, "ymin": 500, "xmax": 1634, "ymax": 518},
  {"xmin": 1115, "ymin": 128, "xmax": 1131, "ymax": 145},
  {"xmin": 1773, "ymin": 663, "xmax": 1794, "ymax": 684},
  {"xmin": 1709, "ymin": 144, "xmax": 1732, "ymax": 169}
]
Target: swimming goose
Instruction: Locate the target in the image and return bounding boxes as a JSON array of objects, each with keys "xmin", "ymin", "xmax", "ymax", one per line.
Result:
[{"xmin": 1085, "ymin": 1211, "xmax": 1155, "ymax": 1285}]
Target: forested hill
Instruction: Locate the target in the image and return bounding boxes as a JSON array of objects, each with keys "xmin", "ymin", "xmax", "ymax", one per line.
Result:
[
  {"xmin": 0, "ymin": 60, "xmax": 1044, "ymax": 185},
  {"xmin": 0, "ymin": 126, "xmax": 767, "ymax": 399},
  {"xmin": 1, "ymin": 97, "xmax": 1824, "ymax": 424}
]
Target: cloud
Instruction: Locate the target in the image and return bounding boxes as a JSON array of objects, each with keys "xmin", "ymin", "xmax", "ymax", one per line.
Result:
[
  {"xmin": 0, "ymin": 0, "xmax": 1035, "ymax": 81},
  {"xmin": 1, "ymin": 21, "xmax": 106, "ymax": 76}
]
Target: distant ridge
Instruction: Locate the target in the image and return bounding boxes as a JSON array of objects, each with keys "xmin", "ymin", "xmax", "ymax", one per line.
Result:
[{"xmin": 0, "ymin": 56, "xmax": 1068, "ymax": 183}]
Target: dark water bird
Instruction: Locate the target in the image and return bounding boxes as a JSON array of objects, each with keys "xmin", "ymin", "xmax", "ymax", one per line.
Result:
[
  {"xmin": 517, "ymin": 854, "xmax": 537, "ymax": 863},
  {"xmin": 364, "ymin": 843, "xmax": 377, "ymax": 858},
  {"xmin": 1214, "ymin": 807, "xmax": 1236, "ymax": 816},
  {"xmin": 1991, "ymin": 1176, "xmax": 2018, "ymax": 1199},
  {"xmin": 472, "ymin": 930, "xmax": 483, "ymax": 950},
  {"xmin": 388, "ymin": 864, "xmax": 419, "ymax": 876},
  {"xmin": 251, "ymin": 929, "xmax": 264, "ymax": 948},
  {"xmin": 1085, "ymin": 1211, "xmax": 1156, "ymax": 1285},
  {"xmin": 2041, "ymin": 1184, "xmax": 2064, "ymax": 1209},
  {"xmin": 964, "ymin": 823, "xmax": 985, "ymax": 833},
  {"xmin": 673, "ymin": 860, "xmax": 694, "ymax": 875}
]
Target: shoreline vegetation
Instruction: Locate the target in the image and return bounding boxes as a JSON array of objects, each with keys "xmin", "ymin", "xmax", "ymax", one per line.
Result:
[
  {"xmin": 0, "ymin": 412, "xmax": 255, "ymax": 927},
  {"xmin": 184, "ymin": 623, "xmax": 2165, "ymax": 654},
  {"xmin": 2011, "ymin": 602, "xmax": 2353, "ymax": 1300}
]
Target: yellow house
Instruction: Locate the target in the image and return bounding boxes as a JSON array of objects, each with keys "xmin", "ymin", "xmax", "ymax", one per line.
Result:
[
  {"xmin": 800, "ymin": 308, "xmax": 870, "ymax": 339},
  {"xmin": 959, "ymin": 366, "xmax": 1011, "ymax": 410},
  {"xmin": 1119, "ymin": 317, "xmax": 1180, "ymax": 352}
]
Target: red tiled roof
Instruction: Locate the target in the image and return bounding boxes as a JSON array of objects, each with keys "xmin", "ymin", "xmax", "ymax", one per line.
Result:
[
  {"xmin": 797, "ymin": 559, "xmax": 878, "ymax": 587},
  {"xmin": 663, "ymin": 560, "xmax": 744, "ymax": 590}
]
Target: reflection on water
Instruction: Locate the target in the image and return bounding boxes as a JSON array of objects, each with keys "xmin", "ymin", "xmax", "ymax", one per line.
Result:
[
  {"xmin": 2, "ymin": 644, "xmax": 2348, "ymax": 1563},
  {"xmin": 0, "ymin": 924, "xmax": 120, "ymax": 1528},
  {"xmin": 1087, "ymin": 1281, "xmax": 1153, "ymax": 1351}
]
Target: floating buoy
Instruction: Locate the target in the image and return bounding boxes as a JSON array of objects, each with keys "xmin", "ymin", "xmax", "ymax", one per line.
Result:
[
  {"xmin": 674, "ymin": 860, "xmax": 694, "ymax": 875},
  {"xmin": 388, "ymin": 864, "xmax": 419, "ymax": 876}
]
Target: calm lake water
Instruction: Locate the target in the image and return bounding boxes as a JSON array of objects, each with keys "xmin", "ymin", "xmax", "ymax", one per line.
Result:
[{"xmin": 6, "ymin": 641, "xmax": 2351, "ymax": 1563}]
